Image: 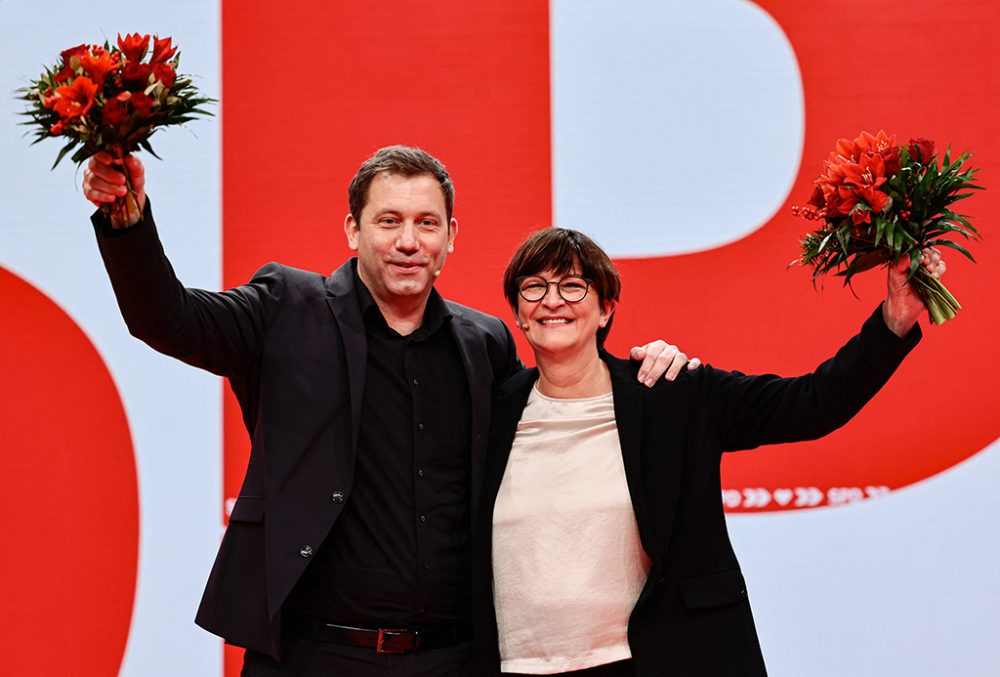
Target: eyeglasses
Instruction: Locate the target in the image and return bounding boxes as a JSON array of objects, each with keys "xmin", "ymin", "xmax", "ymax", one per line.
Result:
[{"xmin": 516, "ymin": 275, "xmax": 591, "ymax": 303}]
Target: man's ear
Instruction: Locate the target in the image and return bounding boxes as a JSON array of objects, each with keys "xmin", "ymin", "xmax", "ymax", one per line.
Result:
[
  {"xmin": 344, "ymin": 213, "xmax": 359, "ymax": 251},
  {"xmin": 447, "ymin": 217, "xmax": 458, "ymax": 253}
]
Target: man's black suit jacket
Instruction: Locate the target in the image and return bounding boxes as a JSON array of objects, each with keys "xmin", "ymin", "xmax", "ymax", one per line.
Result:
[
  {"xmin": 93, "ymin": 206, "xmax": 520, "ymax": 658},
  {"xmin": 473, "ymin": 307, "xmax": 919, "ymax": 676}
]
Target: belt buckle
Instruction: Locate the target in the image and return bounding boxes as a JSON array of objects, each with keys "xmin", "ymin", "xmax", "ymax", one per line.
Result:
[{"xmin": 376, "ymin": 628, "xmax": 413, "ymax": 654}]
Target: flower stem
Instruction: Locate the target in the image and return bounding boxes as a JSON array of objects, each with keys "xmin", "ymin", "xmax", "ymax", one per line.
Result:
[
  {"xmin": 100, "ymin": 146, "xmax": 139, "ymax": 228},
  {"xmin": 914, "ymin": 267, "xmax": 960, "ymax": 325}
]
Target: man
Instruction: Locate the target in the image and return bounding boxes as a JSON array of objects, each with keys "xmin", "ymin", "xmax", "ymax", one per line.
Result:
[{"xmin": 83, "ymin": 145, "xmax": 692, "ymax": 675}]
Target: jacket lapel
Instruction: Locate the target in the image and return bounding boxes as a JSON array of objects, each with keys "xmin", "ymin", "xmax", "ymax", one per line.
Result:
[
  {"xmin": 325, "ymin": 259, "xmax": 367, "ymax": 456},
  {"xmin": 448, "ymin": 308, "xmax": 498, "ymax": 538},
  {"xmin": 605, "ymin": 353, "xmax": 685, "ymax": 573},
  {"xmin": 479, "ymin": 369, "xmax": 537, "ymax": 534},
  {"xmin": 606, "ymin": 356, "xmax": 652, "ymax": 547}
]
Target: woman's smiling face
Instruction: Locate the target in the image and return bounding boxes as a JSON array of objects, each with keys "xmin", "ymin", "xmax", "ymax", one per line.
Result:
[{"xmin": 515, "ymin": 268, "xmax": 616, "ymax": 360}]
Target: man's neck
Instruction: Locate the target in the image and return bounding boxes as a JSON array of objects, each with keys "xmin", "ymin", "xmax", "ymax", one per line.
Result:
[{"xmin": 371, "ymin": 294, "xmax": 429, "ymax": 336}]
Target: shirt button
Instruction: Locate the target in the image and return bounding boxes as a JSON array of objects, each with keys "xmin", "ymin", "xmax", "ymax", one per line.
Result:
[
  {"xmin": 331, "ymin": 491, "xmax": 345, "ymax": 504},
  {"xmin": 417, "ymin": 469, "xmax": 424, "ymax": 478},
  {"xmin": 423, "ymin": 562, "xmax": 430, "ymax": 570},
  {"xmin": 417, "ymin": 422, "xmax": 425, "ymax": 430},
  {"xmin": 420, "ymin": 514, "xmax": 427, "ymax": 523},
  {"xmin": 299, "ymin": 545, "xmax": 314, "ymax": 558},
  {"xmin": 412, "ymin": 378, "xmax": 420, "ymax": 386}
]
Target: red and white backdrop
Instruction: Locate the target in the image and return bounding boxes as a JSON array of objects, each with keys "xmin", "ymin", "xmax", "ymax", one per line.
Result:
[{"xmin": 2, "ymin": 1, "xmax": 998, "ymax": 675}]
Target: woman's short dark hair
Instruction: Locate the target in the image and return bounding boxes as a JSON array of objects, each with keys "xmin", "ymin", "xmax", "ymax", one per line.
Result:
[
  {"xmin": 348, "ymin": 145, "xmax": 455, "ymax": 223},
  {"xmin": 503, "ymin": 228, "xmax": 621, "ymax": 347}
]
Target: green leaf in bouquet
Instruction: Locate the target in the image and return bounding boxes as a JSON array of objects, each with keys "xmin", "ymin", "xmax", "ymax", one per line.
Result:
[
  {"xmin": 70, "ymin": 145, "xmax": 97, "ymax": 165},
  {"xmin": 896, "ymin": 227, "xmax": 917, "ymax": 247},
  {"xmin": 873, "ymin": 217, "xmax": 886, "ymax": 245},
  {"xmin": 908, "ymin": 249, "xmax": 922, "ymax": 278},
  {"xmin": 850, "ymin": 250, "xmax": 888, "ymax": 274},
  {"xmin": 835, "ymin": 222, "xmax": 852, "ymax": 252},
  {"xmin": 818, "ymin": 232, "xmax": 833, "ymax": 253},
  {"xmin": 138, "ymin": 138, "xmax": 163, "ymax": 160},
  {"xmin": 927, "ymin": 238, "xmax": 976, "ymax": 262},
  {"xmin": 52, "ymin": 138, "xmax": 79, "ymax": 169}
]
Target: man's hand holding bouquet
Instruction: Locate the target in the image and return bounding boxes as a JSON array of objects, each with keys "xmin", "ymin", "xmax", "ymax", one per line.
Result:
[{"xmin": 19, "ymin": 33, "xmax": 213, "ymax": 226}]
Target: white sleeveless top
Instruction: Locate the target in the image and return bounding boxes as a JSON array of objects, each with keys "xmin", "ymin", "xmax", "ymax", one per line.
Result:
[{"xmin": 492, "ymin": 384, "xmax": 652, "ymax": 674}]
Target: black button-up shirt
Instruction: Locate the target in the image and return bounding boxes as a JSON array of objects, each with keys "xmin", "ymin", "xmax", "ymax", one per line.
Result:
[{"xmin": 285, "ymin": 269, "xmax": 473, "ymax": 626}]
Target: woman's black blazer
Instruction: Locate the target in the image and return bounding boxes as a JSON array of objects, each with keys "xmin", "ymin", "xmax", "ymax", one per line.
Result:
[{"xmin": 472, "ymin": 306, "xmax": 920, "ymax": 676}]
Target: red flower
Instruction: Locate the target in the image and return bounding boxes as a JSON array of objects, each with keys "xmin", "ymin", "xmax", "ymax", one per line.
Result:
[
  {"xmin": 49, "ymin": 120, "xmax": 65, "ymax": 135},
  {"xmin": 79, "ymin": 49, "xmax": 120, "ymax": 89},
  {"xmin": 117, "ymin": 33, "xmax": 150, "ymax": 62},
  {"xmin": 52, "ymin": 76, "xmax": 98, "ymax": 119},
  {"xmin": 102, "ymin": 97, "xmax": 128, "ymax": 127},
  {"xmin": 908, "ymin": 138, "xmax": 936, "ymax": 164},
  {"xmin": 880, "ymin": 146, "xmax": 901, "ymax": 177},
  {"xmin": 131, "ymin": 91, "xmax": 154, "ymax": 118},
  {"xmin": 151, "ymin": 62, "xmax": 176, "ymax": 88},
  {"xmin": 851, "ymin": 208, "xmax": 871, "ymax": 226},
  {"xmin": 121, "ymin": 62, "xmax": 151, "ymax": 91},
  {"xmin": 831, "ymin": 153, "xmax": 890, "ymax": 218},
  {"xmin": 54, "ymin": 43, "xmax": 87, "ymax": 83},
  {"xmin": 807, "ymin": 185, "xmax": 826, "ymax": 209},
  {"xmin": 150, "ymin": 36, "xmax": 178, "ymax": 64},
  {"xmin": 854, "ymin": 129, "xmax": 896, "ymax": 157},
  {"xmin": 60, "ymin": 43, "xmax": 88, "ymax": 64}
]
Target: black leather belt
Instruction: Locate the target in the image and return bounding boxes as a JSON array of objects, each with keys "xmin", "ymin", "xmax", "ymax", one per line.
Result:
[{"xmin": 286, "ymin": 615, "xmax": 471, "ymax": 654}]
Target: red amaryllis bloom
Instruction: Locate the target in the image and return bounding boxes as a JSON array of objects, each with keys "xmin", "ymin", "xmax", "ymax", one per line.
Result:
[
  {"xmin": 854, "ymin": 129, "xmax": 896, "ymax": 157},
  {"xmin": 121, "ymin": 62, "xmax": 151, "ymax": 91},
  {"xmin": 102, "ymin": 97, "xmax": 128, "ymax": 127},
  {"xmin": 49, "ymin": 120, "xmax": 65, "ymax": 135},
  {"xmin": 54, "ymin": 43, "xmax": 88, "ymax": 83},
  {"xmin": 150, "ymin": 36, "xmax": 178, "ymax": 64},
  {"xmin": 80, "ymin": 49, "xmax": 120, "ymax": 89},
  {"xmin": 117, "ymin": 33, "xmax": 150, "ymax": 62},
  {"xmin": 833, "ymin": 153, "xmax": 890, "ymax": 220},
  {"xmin": 131, "ymin": 91, "xmax": 154, "ymax": 118},
  {"xmin": 151, "ymin": 62, "xmax": 176, "ymax": 88},
  {"xmin": 830, "ymin": 137, "xmax": 860, "ymax": 164},
  {"xmin": 908, "ymin": 138, "xmax": 936, "ymax": 164},
  {"xmin": 52, "ymin": 76, "xmax": 98, "ymax": 119}
]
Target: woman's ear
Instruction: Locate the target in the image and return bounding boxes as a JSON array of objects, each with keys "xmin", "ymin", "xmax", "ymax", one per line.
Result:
[
  {"xmin": 512, "ymin": 303, "xmax": 528, "ymax": 330},
  {"xmin": 599, "ymin": 299, "xmax": 619, "ymax": 327}
]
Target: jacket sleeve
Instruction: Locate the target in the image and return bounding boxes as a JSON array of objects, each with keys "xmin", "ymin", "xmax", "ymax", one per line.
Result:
[
  {"xmin": 701, "ymin": 305, "xmax": 921, "ymax": 452},
  {"xmin": 92, "ymin": 201, "xmax": 282, "ymax": 378}
]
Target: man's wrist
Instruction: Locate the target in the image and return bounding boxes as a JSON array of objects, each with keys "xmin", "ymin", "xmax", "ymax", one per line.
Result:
[{"xmin": 881, "ymin": 299, "xmax": 919, "ymax": 338}]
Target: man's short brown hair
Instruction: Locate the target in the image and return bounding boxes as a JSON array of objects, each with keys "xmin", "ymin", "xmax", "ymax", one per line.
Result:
[
  {"xmin": 348, "ymin": 145, "xmax": 455, "ymax": 223},
  {"xmin": 503, "ymin": 228, "xmax": 622, "ymax": 347}
]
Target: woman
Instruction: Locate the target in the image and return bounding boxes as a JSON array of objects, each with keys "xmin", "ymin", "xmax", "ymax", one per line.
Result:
[{"xmin": 473, "ymin": 228, "xmax": 939, "ymax": 676}]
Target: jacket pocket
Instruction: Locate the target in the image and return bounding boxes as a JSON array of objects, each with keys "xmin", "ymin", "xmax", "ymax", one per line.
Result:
[
  {"xmin": 680, "ymin": 568, "xmax": 748, "ymax": 610},
  {"xmin": 229, "ymin": 495, "xmax": 265, "ymax": 523}
]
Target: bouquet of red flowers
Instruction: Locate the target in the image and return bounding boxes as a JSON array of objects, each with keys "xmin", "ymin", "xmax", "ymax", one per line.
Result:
[
  {"xmin": 792, "ymin": 130, "xmax": 981, "ymax": 324},
  {"xmin": 18, "ymin": 33, "xmax": 214, "ymax": 223}
]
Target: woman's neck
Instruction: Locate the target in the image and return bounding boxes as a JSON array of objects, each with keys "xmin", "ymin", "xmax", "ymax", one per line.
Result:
[{"xmin": 535, "ymin": 347, "xmax": 611, "ymax": 399}]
